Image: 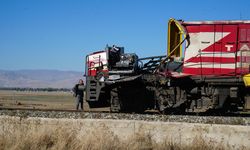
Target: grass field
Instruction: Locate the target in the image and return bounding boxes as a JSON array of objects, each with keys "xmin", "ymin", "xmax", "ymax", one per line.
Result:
[
  {"xmin": 0, "ymin": 117, "xmax": 226, "ymax": 150},
  {"xmin": 0, "ymin": 90, "xmax": 74, "ymax": 110},
  {"xmin": 0, "ymin": 90, "xmax": 108, "ymax": 111}
]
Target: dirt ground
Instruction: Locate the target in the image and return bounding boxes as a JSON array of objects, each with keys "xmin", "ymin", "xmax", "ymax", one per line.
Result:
[{"xmin": 0, "ymin": 90, "xmax": 109, "ymax": 111}]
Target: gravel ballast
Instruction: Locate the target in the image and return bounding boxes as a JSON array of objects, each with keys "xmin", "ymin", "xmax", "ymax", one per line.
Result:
[{"xmin": 0, "ymin": 109, "xmax": 249, "ymax": 125}]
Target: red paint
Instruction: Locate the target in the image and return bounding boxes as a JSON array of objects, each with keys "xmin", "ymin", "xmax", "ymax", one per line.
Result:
[
  {"xmin": 182, "ymin": 21, "xmax": 250, "ymax": 77},
  {"xmin": 184, "ymin": 68, "xmax": 236, "ymax": 76},
  {"xmin": 88, "ymin": 69, "xmax": 108, "ymax": 76}
]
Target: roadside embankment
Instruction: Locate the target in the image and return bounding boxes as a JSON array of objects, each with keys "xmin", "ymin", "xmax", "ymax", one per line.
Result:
[{"xmin": 0, "ymin": 111, "xmax": 250, "ymax": 150}]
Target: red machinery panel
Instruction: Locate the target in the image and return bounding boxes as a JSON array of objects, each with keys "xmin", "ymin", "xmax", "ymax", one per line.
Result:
[{"xmin": 182, "ymin": 21, "xmax": 250, "ymax": 77}]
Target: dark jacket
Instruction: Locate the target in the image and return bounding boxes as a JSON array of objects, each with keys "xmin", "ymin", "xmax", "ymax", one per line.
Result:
[{"xmin": 72, "ymin": 84, "xmax": 86, "ymax": 98}]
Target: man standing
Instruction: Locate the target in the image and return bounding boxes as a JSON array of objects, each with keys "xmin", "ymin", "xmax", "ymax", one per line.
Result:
[{"xmin": 72, "ymin": 79, "xmax": 85, "ymax": 111}]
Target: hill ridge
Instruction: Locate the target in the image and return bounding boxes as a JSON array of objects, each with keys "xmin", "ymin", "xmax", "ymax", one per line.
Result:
[{"xmin": 0, "ymin": 69, "xmax": 84, "ymax": 88}]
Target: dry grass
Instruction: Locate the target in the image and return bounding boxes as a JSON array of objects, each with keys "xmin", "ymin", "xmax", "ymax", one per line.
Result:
[
  {"xmin": 0, "ymin": 90, "xmax": 109, "ymax": 111},
  {"xmin": 0, "ymin": 90, "xmax": 74, "ymax": 110},
  {"xmin": 0, "ymin": 123, "xmax": 225, "ymax": 150}
]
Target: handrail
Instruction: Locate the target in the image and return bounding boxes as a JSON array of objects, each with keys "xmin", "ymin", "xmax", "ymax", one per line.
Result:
[{"xmin": 153, "ymin": 36, "xmax": 189, "ymax": 73}]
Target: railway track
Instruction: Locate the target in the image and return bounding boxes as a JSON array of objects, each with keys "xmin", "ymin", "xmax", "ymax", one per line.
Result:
[{"xmin": 0, "ymin": 108, "xmax": 250, "ymax": 126}]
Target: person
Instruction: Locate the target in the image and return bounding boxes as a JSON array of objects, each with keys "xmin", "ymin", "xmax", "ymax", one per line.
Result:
[{"xmin": 72, "ymin": 79, "xmax": 86, "ymax": 111}]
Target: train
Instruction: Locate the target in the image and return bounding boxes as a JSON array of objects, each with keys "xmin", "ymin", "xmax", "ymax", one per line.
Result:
[{"xmin": 84, "ymin": 18, "xmax": 250, "ymax": 114}]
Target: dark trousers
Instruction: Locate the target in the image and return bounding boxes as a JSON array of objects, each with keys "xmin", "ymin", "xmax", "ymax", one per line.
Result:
[{"xmin": 76, "ymin": 95, "xmax": 83, "ymax": 110}]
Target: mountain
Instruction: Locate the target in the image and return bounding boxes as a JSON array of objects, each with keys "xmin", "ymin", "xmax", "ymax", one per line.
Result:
[{"xmin": 0, "ymin": 70, "xmax": 84, "ymax": 89}]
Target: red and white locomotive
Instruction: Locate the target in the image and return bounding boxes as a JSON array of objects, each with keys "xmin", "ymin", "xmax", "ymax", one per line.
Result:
[{"xmin": 85, "ymin": 19, "xmax": 250, "ymax": 114}]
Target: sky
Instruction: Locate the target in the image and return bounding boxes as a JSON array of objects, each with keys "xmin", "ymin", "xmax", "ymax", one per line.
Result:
[{"xmin": 0, "ymin": 0, "xmax": 250, "ymax": 72}]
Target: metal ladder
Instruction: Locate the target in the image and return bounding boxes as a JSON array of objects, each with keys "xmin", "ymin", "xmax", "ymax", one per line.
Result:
[{"xmin": 89, "ymin": 80, "xmax": 97, "ymax": 100}]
